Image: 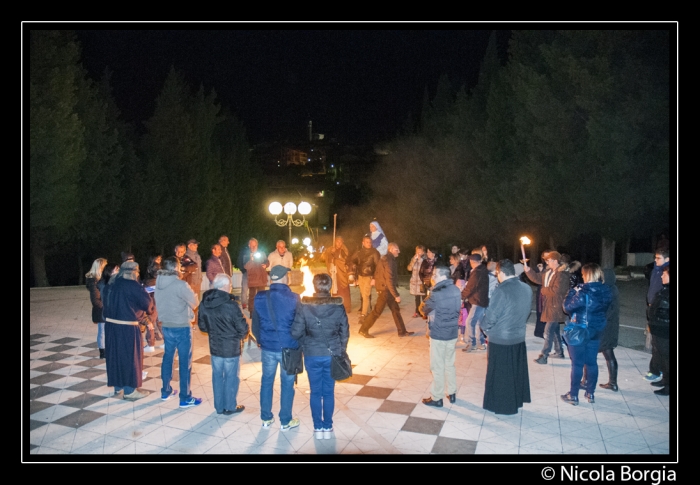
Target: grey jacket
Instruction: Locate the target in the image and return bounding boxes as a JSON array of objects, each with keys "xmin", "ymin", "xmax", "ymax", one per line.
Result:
[
  {"xmin": 155, "ymin": 273, "xmax": 199, "ymax": 327},
  {"xmin": 421, "ymin": 279, "xmax": 461, "ymax": 341},
  {"xmin": 482, "ymin": 276, "xmax": 532, "ymax": 345}
]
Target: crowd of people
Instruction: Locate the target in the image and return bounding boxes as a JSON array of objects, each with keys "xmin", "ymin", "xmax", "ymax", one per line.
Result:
[{"xmin": 84, "ymin": 223, "xmax": 672, "ymax": 440}]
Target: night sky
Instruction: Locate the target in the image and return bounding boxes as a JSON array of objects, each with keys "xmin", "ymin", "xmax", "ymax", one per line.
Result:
[{"xmin": 72, "ymin": 26, "xmax": 511, "ymax": 145}]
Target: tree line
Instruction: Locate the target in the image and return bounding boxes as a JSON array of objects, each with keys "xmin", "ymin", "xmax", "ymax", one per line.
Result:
[{"xmin": 29, "ymin": 29, "xmax": 671, "ymax": 286}]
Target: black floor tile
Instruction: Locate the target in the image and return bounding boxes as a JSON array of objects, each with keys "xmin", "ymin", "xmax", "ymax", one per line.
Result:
[
  {"xmin": 29, "ymin": 385, "xmax": 64, "ymax": 400},
  {"xmin": 341, "ymin": 374, "xmax": 373, "ymax": 385},
  {"xmin": 66, "ymin": 380, "xmax": 106, "ymax": 393},
  {"xmin": 45, "ymin": 344, "xmax": 77, "ymax": 352},
  {"xmin": 29, "ymin": 419, "xmax": 48, "ymax": 432},
  {"xmin": 60, "ymin": 393, "xmax": 108, "ymax": 409},
  {"xmin": 29, "ymin": 444, "xmax": 39, "ymax": 450},
  {"xmin": 37, "ymin": 352, "xmax": 73, "ymax": 362},
  {"xmin": 30, "ymin": 373, "xmax": 64, "ymax": 385},
  {"xmin": 194, "ymin": 355, "xmax": 211, "ymax": 365},
  {"xmin": 80, "ymin": 349, "xmax": 101, "ymax": 358},
  {"xmin": 83, "ymin": 342, "xmax": 99, "ymax": 349},
  {"xmin": 50, "ymin": 337, "xmax": 80, "ymax": 344},
  {"xmin": 71, "ymin": 369, "xmax": 107, "ymax": 380},
  {"xmin": 431, "ymin": 436, "xmax": 477, "ymax": 454},
  {"xmin": 30, "ymin": 334, "xmax": 50, "ymax": 339},
  {"xmin": 355, "ymin": 386, "xmax": 393, "ymax": 399},
  {"xmin": 377, "ymin": 400, "xmax": 417, "ymax": 415},
  {"xmin": 77, "ymin": 358, "xmax": 105, "ymax": 368},
  {"xmin": 32, "ymin": 362, "xmax": 70, "ymax": 373},
  {"xmin": 29, "ymin": 340, "xmax": 44, "ymax": 347},
  {"xmin": 29, "ymin": 348, "xmax": 39, "ymax": 353},
  {"xmin": 29, "ymin": 400, "xmax": 55, "ymax": 415},
  {"xmin": 52, "ymin": 409, "xmax": 106, "ymax": 428},
  {"xmin": 401, "ymin": 416, "xmax": 445, "ymax": 435}
]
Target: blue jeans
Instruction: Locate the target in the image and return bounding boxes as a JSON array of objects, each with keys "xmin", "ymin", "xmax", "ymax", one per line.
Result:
[
  {"xmin": 541, "ymin": 321, "xmax": 563, "ymax": 355},
  {"xmin": 96, "ymin": 322, "xmax": 105, "ymax": 349},
  {"xmin": 569, "ymin": 339, "xmax": 600, "ymax": 398},
  {"xmin": 161, "ymin": 326, "xmax": 193, "ymax": 402},
  {"xmin": 305, "ymin": 355, "xmax": 335, "ymax": 430},
  {"xmin": 211, "ymin": 355, "xmax": 241, "ymax": 414},
  {"xmin": 465, "ymin": 305, "xmax": 486, "ymax": 346},
  {"xmin": 260, "ymin": 350, "xmax": 296, "ymax": 425}
]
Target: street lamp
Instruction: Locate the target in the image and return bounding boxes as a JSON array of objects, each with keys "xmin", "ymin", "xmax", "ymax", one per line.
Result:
[{"xmin": 269, "ymin": 201, "xmax": 312, "ymax": 245}]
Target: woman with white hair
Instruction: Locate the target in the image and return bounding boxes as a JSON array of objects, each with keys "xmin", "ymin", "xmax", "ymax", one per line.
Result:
[{"xmin": 86, "ymin": 258, "xmax": 108, "ymax": 359}]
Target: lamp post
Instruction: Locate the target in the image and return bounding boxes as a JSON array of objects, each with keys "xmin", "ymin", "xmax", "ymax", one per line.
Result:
[{"xmin": 269, "ymin": 201, "xmax": 312, "ymax": 245}]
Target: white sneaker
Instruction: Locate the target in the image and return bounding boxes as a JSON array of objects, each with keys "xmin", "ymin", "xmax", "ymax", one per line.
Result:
[
  {"xmin": 142, "ymin": 371, "xmax": 148, "ymax": 379},
  {"xmin": 314, "ymin": 429, "xmax": 324, "ymax": 440},
  {"xmin": 144, "ymin": 346, "xmax": 155, "ymax": 352},
  {"xmin": 156, "ymin": 344, "xmax": 165, "ymax": 349},
  {"xmin": 323, "ymin": 428, "xmax": 334, "ymax": 440}
]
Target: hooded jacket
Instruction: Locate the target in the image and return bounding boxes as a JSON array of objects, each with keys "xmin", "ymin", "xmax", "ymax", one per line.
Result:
[
  {"xmin": 563, "ymin": 282, "xmax": 613, "ymax": 340},
  {"xmin": 198, "ymin": 289, "xmax": 249, "ymax": 358},
  {"xmin": 252, "ymin": 283, "xmax": 301, "ymax": 352},
  {"xmin": 155, "ymin": 273, "xmax": 199, "ymax": 327},
  {"xmin": 291, "ymin": 292, "xmax": 349, "ymax": 356},
  {"xmin": 420, "ymin": 279, "xmax": 461, "ymax": 341}
]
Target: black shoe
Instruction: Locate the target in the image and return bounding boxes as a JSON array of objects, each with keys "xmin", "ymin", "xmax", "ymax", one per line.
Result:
[
  {"xmin": 447, "ymin": 393, "xmax": 456, "ymax": 404},
  {"xmin": 651, "ymin": 381, "xmax": 665, "ymax": 388},
  {"xmin": 534, "ymin": 354, "xmax": 548, "ymax": 365},
  {"xmin": 654, "ymin": 387, "xmax": 670, "ymax": 396},
  {"xmin": 599, "ymin": 382, "xmax": 619, "ymax": 392},
  {"xmin": 223, "ymin": 405, "xmax": 245, "ymax": 415},
  {"xmin": 359, "ymin": 330, "xmax": 375, "ymax": 339},
  {"xmin": 398, "ymin": 331, "xmax": 415, "ymax": 337},
  {"xmin": 584, "ymin": 391, "xmax": 595, "ymax": 403},
  {"xmin": 99, "ymin": 348, "xmax": 105, "ymax": 359},
  {"xmin": 560, "ymin": 392, "xmax": 579, "ymax": 405},
  {"xmin": 422, "ymin": 397, "xmax": 443, "ymax": 407}
]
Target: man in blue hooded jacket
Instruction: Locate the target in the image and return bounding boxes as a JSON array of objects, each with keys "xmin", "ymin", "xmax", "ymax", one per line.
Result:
[{"xmin": 252, "ymin": 265, "xmax": 302, "ymax": 431}]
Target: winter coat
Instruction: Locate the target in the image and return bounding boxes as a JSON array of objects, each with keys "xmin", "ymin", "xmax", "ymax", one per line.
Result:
[
  {"xmin": 419, "ymin": 257, "xmax": 437, "ymax": 287},
  {"xmin": 647, "ymin": 261, "xmax": 669, "ymax": 304},
  {"xmin": 563, "ymin": 282, "xmax": 613, "ymax": 341},
  {"xmin": 351, "ymin": 246, "xmax": 381, "ymax": 277},
  {"xmin": 206, "ymin": 255, "xmax": 226, "ymax": 284},
  {"xmin": 482, "ymin": 277, "xmax": 533, "ymax": 345},
  {"xmin": 198, "ymin": 289, "xmax": 249, "ymax": 358},
  {"xmin": 649, "ymin": 284, "xmax": 670, "ymax": 339},
  {"xmin": 599, "ymin": 269, "xmax": 620, "ymax": 352},
  {"xmin": 408, "ymin": 254, "xmax": 426, "ymax": 296},
  {"xmin": 461, "ymin": 263, "xmax": 490, "ymax": 308},
  {"xmin": 86, "ymin": 277, "xmax": 104, "ymax": 324},
  {"xmin": 291, "ymin": 292, "xmax": 349, "ymax": 357},
  {"xmin": 154, "ymin": 273, "xmax": 199, "ymax": 327},
  {"xmin": 251, "ymin": 283, "xmax": 301, "ymax": 352},
  {"xmin": 244, "ymin": 251, "xmax": 269, "ymax": 288},
  {"xmin": 525, "ymin": 264, "xmax": 570, "ymax": 323},
  {"xmin": 374, "ymin": 252, "xmax": 400, "ymax": 299},
  {"xmin": 420, "ymin": 279, "xmax": 461, "ymax": 341}
]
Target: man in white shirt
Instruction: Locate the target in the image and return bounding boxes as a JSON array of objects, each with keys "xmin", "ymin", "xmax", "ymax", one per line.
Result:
[{"xmin": 268, "ymin": 240, "xmax": 294, "ymax": 269}]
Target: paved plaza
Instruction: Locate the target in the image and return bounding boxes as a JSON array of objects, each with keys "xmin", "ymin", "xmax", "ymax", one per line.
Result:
[{"xmin": 25, "ymin": 282, "xmax": 674, "ymax": 460}]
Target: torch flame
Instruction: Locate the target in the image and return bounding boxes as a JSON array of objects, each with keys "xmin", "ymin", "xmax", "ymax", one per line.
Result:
[
  {"xmin": 519, "ymin": 236, "xmax": 531, "ymax": 245},
  {"xmin": 300, "ymin": 261, "xmax": 315, "ymax": 297}
]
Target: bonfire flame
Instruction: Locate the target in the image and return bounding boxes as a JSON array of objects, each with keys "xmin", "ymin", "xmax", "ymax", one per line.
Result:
[{"xmin": 300, "ymin": 261, "xmax": 315, "ymax": 297}]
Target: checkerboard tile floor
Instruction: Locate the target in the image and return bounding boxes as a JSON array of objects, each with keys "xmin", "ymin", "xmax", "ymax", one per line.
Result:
[{"xmin": 26, "ymin": 286, "xmax": 672, "ymax": 457}]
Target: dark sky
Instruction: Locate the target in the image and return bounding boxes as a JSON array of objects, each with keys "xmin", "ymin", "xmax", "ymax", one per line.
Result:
[{"xmin": 73, "ymin": 26, "xmax": 511, "ymax": 145}]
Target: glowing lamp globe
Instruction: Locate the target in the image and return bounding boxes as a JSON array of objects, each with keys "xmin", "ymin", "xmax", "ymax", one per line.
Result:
[
  {"xmin": 298, "ymin": 201, "xmax": 312, "ymax": 215},
  {"xmin": 268, "ymin": 202, "xmax": 283, "ymax": 215},
  {"xmin": 284, "ymin": 202, "xmax": 297, "ymax": 215}
]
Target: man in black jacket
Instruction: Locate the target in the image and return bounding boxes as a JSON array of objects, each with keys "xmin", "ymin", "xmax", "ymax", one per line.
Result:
[
  {"xmin": 350, "ymin": 235, "xmax": 381, "ymax": 320},
  {"xmin": 461, "ymin": 254, "xmax": 490, "ymax": 352},
  {"xmin": 420, "ymin": 265, "xmax": 462, "ymax": 407},
  {"xmin": 358, "ymin": 243, "xmax": 414, "ymax": 338},
  {"xmin": 198, "ymin": 273, "xmax": 249, "ymax": 415}
]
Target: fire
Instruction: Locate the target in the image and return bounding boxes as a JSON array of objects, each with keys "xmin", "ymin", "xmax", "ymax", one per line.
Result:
[{"xmin": 300, "ymin": 263, "xmax": 315, "ymax": 297}]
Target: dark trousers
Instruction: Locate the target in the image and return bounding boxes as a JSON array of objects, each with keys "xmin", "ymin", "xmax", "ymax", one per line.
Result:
[
  {"xmin": 359, "ymin": 289, "xmax": 407, "ymax": 335},
  {"xmin": 654, "ymin": 335, "xmax": 670, "ymax": 387}
]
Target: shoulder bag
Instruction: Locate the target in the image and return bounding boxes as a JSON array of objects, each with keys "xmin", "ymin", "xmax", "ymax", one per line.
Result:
[
  {"xmin": 562, "ymin": 294, "xmax": 589, "ymax": 347},
  {"xmin": 266, "ymin": 292, "xmax": 303, "ymax": 375},
  {"xmin": 315, "ymin": 317, "xmax": 352, "ymax": 381}
]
